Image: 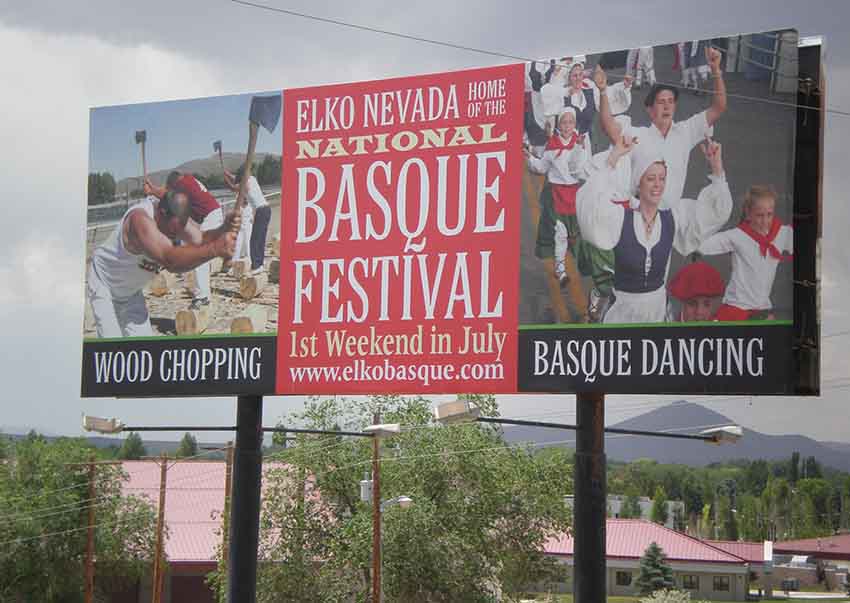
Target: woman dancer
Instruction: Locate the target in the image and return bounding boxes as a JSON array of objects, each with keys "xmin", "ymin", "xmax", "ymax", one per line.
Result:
[{"xmin": 576, "ymin": 135, "xmax": 732, "ymax": 324}]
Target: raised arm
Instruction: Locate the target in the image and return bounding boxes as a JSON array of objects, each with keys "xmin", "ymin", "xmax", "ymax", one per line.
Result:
[
  {"xmin": 593, "ymin": 65, "xmax": 623, "ymax": 143},
  {"xmin": 705, "ymin": 46, "xmax": 727, "ymax": 126},
  {"xmin": 222, "ymin": 170, "xmax": 239, "ymax": 193},
  {"xmin": 128, "ymin": 211, "xmax": 235, "ymax": 273},
  {"xmin": 576, "ymin": 135, "xmax": 633, "ymax": 250},
  {"xmin": 698, "ymin": 229, "xmax": 736, "ymax": 255},
  {"xmin": 673, "ymin": 140, "xmax": 733, "ymax": 255},
  {"xmin": 143, "ymin": 178, "xmax": 167, "ymax": 199}
]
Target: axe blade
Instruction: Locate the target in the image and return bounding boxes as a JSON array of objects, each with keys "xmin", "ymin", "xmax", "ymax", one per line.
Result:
[
  {"xmin": 249, "ymin": 95, "xmax": 282, "ymax": 133},
  {"xmin": 135, "ymin": 130, "xmax": 146, "ymax": 144},
  {"xmin": 213, "ymin": 140, "xmax": 222, "ymax": 153}
]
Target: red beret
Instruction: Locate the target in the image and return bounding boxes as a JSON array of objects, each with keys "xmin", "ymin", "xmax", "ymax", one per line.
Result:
[{"xmin": 668, "ymin": 261, "xmax": 725, "ymax": 301}]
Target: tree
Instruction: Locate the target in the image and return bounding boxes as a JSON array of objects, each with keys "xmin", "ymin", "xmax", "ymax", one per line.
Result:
[
  {"xmin": 621, "ymin": 490, "xmax": 643, "ymax": 519},
  {"xmin": 672, "ymin": 505, "xmax": 687, "ymax": 533},
  {"xmin": 176, "ymin": 432, "xmax": 198, "ymax": 458},
  {"xmin": 803, "ymin": 456, "xmax": 823, "ymax": 480},
  {"xmin": 117, "ymin": 432, "xmax": 146, "ymax": 460},
  {"xmin": 716, "ymin": 494, "xmax": 738, "ymax": 540},
  {"xmin": 635, "ymin": 541, "xmax": 675, "ymax": 594},
  {"xmin": 208, "ymin": 395, "xmax": 572, "ymax": 602},
  {"xmin": 87, "ymin": 172, "xmax": 117, "ymax": 205},
  {"xmin": 789, "ymin": 451, "xmax": 800, "ymax": 485},
  {"xmin": 650, "ymin": 486, "xmax": 669, "ymax": 526},
  {"xmin": 0, "ymin": 436, "xmax": 158, "ymax": 601}
]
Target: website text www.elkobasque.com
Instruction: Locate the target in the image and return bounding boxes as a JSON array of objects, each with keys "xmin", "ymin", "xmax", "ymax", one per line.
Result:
[{"xmin": 289, "ymin": 358, "xmax": 504, "ymax": 387}]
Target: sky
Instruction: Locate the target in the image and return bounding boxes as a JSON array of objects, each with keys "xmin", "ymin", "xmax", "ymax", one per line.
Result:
[
  {"xmin": 89, "ymin": 91, "xmax": 282, "ymax": 182},
  {"xmin": 1, "ymin": 0, "xmax": 849, "ymax": 444}
]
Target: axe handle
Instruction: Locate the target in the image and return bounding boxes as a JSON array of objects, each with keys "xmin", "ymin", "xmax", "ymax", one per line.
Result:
[
  {"xmin": 218, "ymin": 149, "xmax": 224, "ymax": 172},
  {"xmin": 236, "ymin": 122, "xmax": 259, "ymax": 211},
  {"xmin": 141, "ymin": 140, "xmax": 147, "ymax": 184}
]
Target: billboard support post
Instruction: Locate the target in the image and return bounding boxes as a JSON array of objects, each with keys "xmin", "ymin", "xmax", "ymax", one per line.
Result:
[
  {"xmin": 227, "ymin": 395, "xmax": 264, "ymax": 603},
  {"xmin": 574, "ymin": 392, "xmax": 606, "ymax": 603}
]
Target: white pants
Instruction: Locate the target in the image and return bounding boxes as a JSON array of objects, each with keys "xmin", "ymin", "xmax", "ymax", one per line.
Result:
[
  {"xmin": 233, "ymin": 206, "xmax": 254, "ymax": 262},
  {"xmin": 86, "ymin": 265, "xmax": 152, "ymax": 338},
  {"xmin": 554, "ymin": 221, "xmax": 569, "ymax": 280},
  {"xmin": 603, "ymin": 285, "xmax": 668, "ymax": 324},
  {"xmin": 627, "ymin": 47, "xmax": 656, "ymax": 86},
  {"xmin": 192, "ymin": 208, "xmax": 224, "ymax": 299}
]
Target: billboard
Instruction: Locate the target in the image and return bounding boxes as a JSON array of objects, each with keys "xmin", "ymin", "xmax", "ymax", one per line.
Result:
[{"xmin": 81, "ymin": 29, "xmax": 818, "ymax": 397}]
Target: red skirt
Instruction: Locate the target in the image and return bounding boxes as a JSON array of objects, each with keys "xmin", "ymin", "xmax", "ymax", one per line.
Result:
[
  {"xmin": 551, "ymin": 183, "xmax": 580, "ymax": 216},
  {"xmin": 716, "ymin": 304, "xmax": 765, "ymax": 321}
]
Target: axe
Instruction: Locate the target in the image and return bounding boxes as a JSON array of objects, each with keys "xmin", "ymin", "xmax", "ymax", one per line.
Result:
[
  {"xmin": 235, "ymin": 94, "xmax": 282, "ymax": 211},
  {"xmin": 135, "ymin": 130, "xmax": 147, "ymax": 186},
  {"xmin": 213, "ymin": 140, "xmax": 223, "ymax": 171}
]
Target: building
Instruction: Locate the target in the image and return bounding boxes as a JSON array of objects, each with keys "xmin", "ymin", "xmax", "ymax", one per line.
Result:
[
  {"xmin": 564, "ymin": 494, "xmax": 686, "ymax": 530},
  {"xmin": 544, "ymin": 519, "xmax": 751, "ymax": 601},
  {"xmin": 108, "ymin": 460, "xmax": 231, "ymax": 603},
  {"xmin": 774, "ymin": 534, "xmax": 850, "ymax": 591}
]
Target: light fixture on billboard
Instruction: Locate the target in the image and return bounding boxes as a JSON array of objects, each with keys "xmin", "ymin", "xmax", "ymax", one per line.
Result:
[
  {"xmin": 362, "ymin": 423, "xmax": 402, "ymax": 439},
  {"xmin": 700, "ymin": 425, "xmax": 743, "ymax": 445},
  {"xmin": 434, "ymin": 395, "xmax": 481, "ymax": 425},
  {"xmin": 82, "ymin": 414, "xmax": 125, "ymax": 434}
]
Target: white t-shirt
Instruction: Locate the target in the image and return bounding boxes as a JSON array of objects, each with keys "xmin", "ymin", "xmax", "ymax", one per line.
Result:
[
  {"xmin": 526, "ymin": 136, "xmax": 591, "ymax": 185},
  {"xmin": 699, "ymin": 224, "xmax": 793, "ymax": 310},
  {"xmin": 624, "ymin": 110, "xmax": 714, "ymax": 209},
  {"xmin": 244, "ymin": 176, "xmax": 268, "ymax": 210},
  {"xmin": 90, "ymin": 197, "xmax": 162, "ymax": 299}
]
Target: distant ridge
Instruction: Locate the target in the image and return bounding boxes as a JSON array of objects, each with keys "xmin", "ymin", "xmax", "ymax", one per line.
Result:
[{"xmin": 501, "ymin": 401, "xmax": 850, "ymax": 472}]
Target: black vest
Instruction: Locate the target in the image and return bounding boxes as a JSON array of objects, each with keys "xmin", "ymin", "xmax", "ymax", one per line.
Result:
[
  {"xmin": 614, "ymin": 209, "xmax": 675, "ymax": 293},
  {"xmin": 564, "ymin": 87, "xmax": 596, "ymax": 136}
]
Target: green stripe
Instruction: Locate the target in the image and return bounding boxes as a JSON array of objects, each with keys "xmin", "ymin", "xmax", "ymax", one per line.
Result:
[
  {"xmin": 84, "ymin": 332, "xmax": 277, "ymax": 343},
  {"xmin": 518, "ymin": 319, "xmax": 793, "ymax": 331}
]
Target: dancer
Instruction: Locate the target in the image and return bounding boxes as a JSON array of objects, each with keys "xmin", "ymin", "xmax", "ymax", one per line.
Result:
[
  {"xmin": 698, "ymin": 185, "xmax": 792, "ymax": 320},
  {"xmin": 576, "ymin": 135, "xmax": 732, "ymax": 324}
]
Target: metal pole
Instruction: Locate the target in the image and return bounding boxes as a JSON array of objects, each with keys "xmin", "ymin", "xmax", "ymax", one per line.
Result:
[
  {"xmin": 84, "ymin": 457, "xmax": 96, "ymax": 603},
  {"xmin": 152, "ymin": 454, "xmax": 168, "ymax": 603},
  {"xmin": 227, "ymin": 395, "xmax": 264, "ymax": 603},
  {"xmin": 371, "ymin": 411, "xmax": 381, "ymax": 603},
  {"xmin": 573, "ymin": 392, "xmax": 606, "ymax": 603}
]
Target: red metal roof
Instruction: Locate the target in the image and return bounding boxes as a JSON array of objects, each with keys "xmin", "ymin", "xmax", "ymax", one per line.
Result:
[
  {"xmin": 122, "ymin": 460, "xmax": 295, "ymax": 565},
  {"xmin": 123, "ymin": 461, "xmax": 227, "ymax": 564},
  {"xmin": 705, "ymin": 540, "xmax": 765, "ymax": 564},
  {"xmin": 774, "ymin": 534, "xmax": 850, "ymax": 560},
  {"xmin": 545, "ymin": 519, "xmax": 747, "ymax": 565}
]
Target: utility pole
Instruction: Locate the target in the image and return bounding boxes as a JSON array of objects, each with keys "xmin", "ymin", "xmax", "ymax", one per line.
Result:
[
  {"xmin": 152, "ymin": 454, "xmax": 168, "ymax": 603},
  {"xmin": 222, "ymin": 442, "xmax": 234, "ymax": 579},
  {"xmin": 371, "ymin": 411, "xmax": 382, "ymax": 603},
  {"xmin": 84, "ymin": 456, "xmax": 96, "ymax": 603},
  {"xmin": 573, "ymin": 392, "xmax": 606, "ymax": 603}
]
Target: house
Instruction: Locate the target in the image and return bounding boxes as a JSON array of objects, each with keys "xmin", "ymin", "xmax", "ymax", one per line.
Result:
[
  {"xmin": 706, "ymin": 539, "xmax": 773, "ymax": 595},
  {"xmin": 564, "ymin": 495, "xmax": 686, "ymax": 530},
  {"xmin": 773, "ymin": 533, "xmax": 850, "ymax": 591},
  {"xmin": 108, "ymin": 460, "xmax": 231, "ymax": 603},
  {"xmin": 544, "ymin": 519, "xmax": 751, "ymax": 601}
]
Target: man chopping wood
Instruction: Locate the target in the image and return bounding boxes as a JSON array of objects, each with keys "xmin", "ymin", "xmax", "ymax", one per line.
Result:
[
  {"xmin": 145, "ymin": 171, "xmax": 224, "ymax": 310},
  {"xmin": 86, "ymin": 192, "xmax": 238, "ymax": 338}
]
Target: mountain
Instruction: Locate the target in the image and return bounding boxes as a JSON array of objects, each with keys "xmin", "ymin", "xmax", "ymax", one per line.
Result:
[
  {"xmin": 502, "ymin": 401, "xmax": 850, "ymax": 472},
  {"xmin": 115, "ymin": 151, "xmax": 280, "ymax": 191}
]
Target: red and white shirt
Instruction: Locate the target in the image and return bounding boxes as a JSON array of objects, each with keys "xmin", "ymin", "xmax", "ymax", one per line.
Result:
[{"xmin": 699, "ymin": 218, "xmax": 793, "ymax": 310}]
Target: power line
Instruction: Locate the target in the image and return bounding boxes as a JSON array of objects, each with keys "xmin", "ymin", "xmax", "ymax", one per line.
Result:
[{"xmin": 229, "ymin": 0, "xmax": 850, "ymax": 118}]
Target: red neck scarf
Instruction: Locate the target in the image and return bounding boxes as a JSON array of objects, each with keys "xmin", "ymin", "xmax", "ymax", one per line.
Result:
[
  {"xmin": 545, "ymin": 131, "xmax": 580, "ymax": 157},
  {"xmin": 738, "ymin": 217, "xmax": 792, "ymax": 262}
]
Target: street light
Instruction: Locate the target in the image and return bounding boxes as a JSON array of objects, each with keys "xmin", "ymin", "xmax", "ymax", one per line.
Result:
[
  {"xmin": 363, "ymin": 423, "xmax": 402, "ymax": 438},
  {"xmin": 700, "ymin": 425, "xmax": 744, "ymax": 445},
  {"xmin": 82, "ymin": 414, "xmax": 125, "ymax": 434}
]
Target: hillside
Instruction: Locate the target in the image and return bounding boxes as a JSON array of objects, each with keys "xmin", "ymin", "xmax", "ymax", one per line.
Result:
[
  {"xmin": 502, "ymin": 401, "xmax": 850, "ymax": 472},
  {"xmin": 116, "ymin": 151, "xmax": 280, "ymax": 190}
]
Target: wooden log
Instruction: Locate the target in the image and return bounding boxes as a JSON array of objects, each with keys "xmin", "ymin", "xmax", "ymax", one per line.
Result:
[
  {"xmin": 269, "ymin": 259, "xmax": 280, "ymax": 284},
  {"xmin": 210, "ymin": 256, "xmax": 224, "ymax": 274},
  {"xmin": 230, "ymin": 304, "xmax": 268, "ymax": 334},
  {"xmin": 184, "ymin": 270, "xmax": 197, "ymax": 294},
  {"xmin": 147, "ymin": 271, "xmax": 177, "ymax": 297},
  {"xmin": 230, "ymin": 258, "xmax": 251, "ymax": 278},
  {"xmin": 270, "ymin": 232, "xmax": 281, "ymax": 257},
  {"xmin": 240, "ymin": 272, "xmax": 268, "ymax": 300},
  {"xmin": 175, "ymin": 305, "xmax": 212, "ymax": 335}
]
